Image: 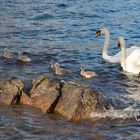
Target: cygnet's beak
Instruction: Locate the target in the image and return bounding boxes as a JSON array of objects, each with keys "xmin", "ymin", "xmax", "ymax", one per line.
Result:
[{"xmin": 95, "ymin": 30, "xmax": 101, "ymax": 37}]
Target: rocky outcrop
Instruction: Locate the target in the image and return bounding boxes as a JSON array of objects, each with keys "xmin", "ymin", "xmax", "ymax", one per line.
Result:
[
  {"xmin": 54, "ymin": 82, "xmax": 108, "ymax": 120},
  {"xmin": 22, "ymin": 75, "xmax": 61, "ymax": 113},
  {"xmin": 21, "ymin": 76, "xmax": 108, "ymax": 120},
  {"xmin": 0, "ymin": 75, "xmax": 109, "ymax": 121},
  {"xmin": 0, "ymin": 77, "xmax": 24, "ymax": 105}
]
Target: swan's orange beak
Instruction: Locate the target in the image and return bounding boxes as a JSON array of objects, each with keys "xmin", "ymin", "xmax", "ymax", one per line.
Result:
[{"xmin": 96, "ymin": 30, "xmax": 101, "ymax": 37}]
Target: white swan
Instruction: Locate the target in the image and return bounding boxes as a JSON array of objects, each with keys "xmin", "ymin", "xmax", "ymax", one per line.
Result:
[
  {"xmin": 80, "ymin": 66, "xmax": 97, "ymax": 78},
  {"xmin": 17, "ymin": 52, "xmax": 31, "ymax": 62},
  {"xmin": 118, "ymin": 36, "xmax": 140, "ymax": 75},
  {"xmin": 96, "ymin": 27, "xmax": 138, "ymax": 63}
]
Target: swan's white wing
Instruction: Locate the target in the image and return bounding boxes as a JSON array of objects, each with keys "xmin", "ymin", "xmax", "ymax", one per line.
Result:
[
  {"xmin": 126, "ymin": 46, "xmax": 139, "ymax": 56},
  {"xmin": 126, "ymin": 48, "xmax": 140, "ymax": 64},
  {"xmin": 108, "ymin": 46, "xmax": 139, "ymax": 63},
  {"xmin": 109, "ymin": 52, "xmax": 121, "ymax": 63},
  {"xmin": 125, "ymin": 48, "xmax": 140, "ymax": 74}
]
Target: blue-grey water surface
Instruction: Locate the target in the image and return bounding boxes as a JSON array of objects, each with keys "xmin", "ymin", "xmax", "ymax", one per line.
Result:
[{"xmin": 0, "ymin": 0, "xmax": 140, "ymax": 139}]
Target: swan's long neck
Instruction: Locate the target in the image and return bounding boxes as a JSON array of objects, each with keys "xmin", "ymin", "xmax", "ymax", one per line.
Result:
[
  {"xmin": 102, "ymin": 29, "xmax": 110, "ymax": 60},
  {"xmin": 120, "ymin": 39, "xmax": 126, "ymax": 70}
]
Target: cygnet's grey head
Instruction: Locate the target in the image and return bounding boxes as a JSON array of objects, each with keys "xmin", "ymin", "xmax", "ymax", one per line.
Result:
[
  {"xmin": 80, "ymin": 66, "xmax": 86, "ymax": 71},
  {"xmin": 4, "ymin": 48, "xmax": 9, "ymax": 53},
  {"xmin": 50, "ymin": 60, "xmax": 55, "ymax": 65}
]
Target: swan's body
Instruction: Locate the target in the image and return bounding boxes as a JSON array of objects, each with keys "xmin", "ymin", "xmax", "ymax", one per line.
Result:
[
  {"xmin": 96, "ymin": 27, "xmax": 139, "ymax": 63},
  {"xmin": 53, "ymin": 63, "xmax": 71, "ymax": 76},
  {"xmin": 118, "ymin": 36, "xmax": 140, "ymax": 75},
  {"xmin": 3, "ymin": 48, "xmax": 16, "ymax": 59},
  {"xmin": 17, "ymin": 52, "xmax": 31, "ymax": 62},
  {"xmin": 80, "ymin": 66, "xmax": 97, "ymax": 78}
]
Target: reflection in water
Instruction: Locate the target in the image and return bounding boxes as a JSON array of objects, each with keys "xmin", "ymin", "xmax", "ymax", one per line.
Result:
[{"xmin": 0, "ymin": 0, "xmax": 140, "ymax": 139}]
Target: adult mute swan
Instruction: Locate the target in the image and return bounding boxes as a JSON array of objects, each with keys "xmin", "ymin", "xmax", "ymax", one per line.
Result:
[
  {"xmin": 96, "ymin": 27, "xmax": 138, "ymax": 63},
  {"xmin": 118, "ymin": 36, "xmax": 140, "ymax": 75}
]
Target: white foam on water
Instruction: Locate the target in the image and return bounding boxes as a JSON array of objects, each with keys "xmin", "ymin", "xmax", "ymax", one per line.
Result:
[
  {"xmin": 127, "ymin": 90, "xmax": 140, "ymax": 101},
  {"xmin": 91, "ymin": 105, "xmax": 140, "ymax": 121},
  {"xmin": 93, "ymin": 77, "xmax": 140, "ymax": 121}
]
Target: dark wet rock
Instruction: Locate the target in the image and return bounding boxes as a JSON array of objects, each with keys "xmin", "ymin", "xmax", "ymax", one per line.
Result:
[
  {"xmin": 25, "ymin": 75, "xmax": 109, "ymax": 120},
  {"xmin": 0, "ymin": 75, "xmax": 109, "ymax": 121},
  {"xmin": 0, "ymin": 77, "xmax": 24, "ymax": 105},
  {"xmin": 29, "ymin": 75, "xmax": 61, "ymax": 113},
  {"xmin": 54, "ymin": 81, "xmax": 108, "ymax": 120}
]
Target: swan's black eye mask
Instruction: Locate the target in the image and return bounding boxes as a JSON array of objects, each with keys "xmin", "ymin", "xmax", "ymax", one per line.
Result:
[{"xmin": 96, "ymin": 30, "xmax": 101, "ymax": 37}]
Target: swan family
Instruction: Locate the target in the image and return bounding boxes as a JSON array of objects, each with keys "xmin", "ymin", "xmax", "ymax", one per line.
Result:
[
  {"xmin": 2, "ymin": 27, "xmax": 140, "ymax": 76},
  {"xmin": 49, "ymin": 27, "xmax": 140, "ymax": 77},
  {"xmin": 96, "ymin": 27, "xmax": 140, "ymax": 75}
]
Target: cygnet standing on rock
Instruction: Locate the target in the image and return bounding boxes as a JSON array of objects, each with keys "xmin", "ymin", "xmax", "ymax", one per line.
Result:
[
  {"xmin": 80, "ymin": 66, "xmax": 97, "ymax": 78},
  {"xmin": 3, "ymin": 48, "xmax": 16, "ymax": 59},
  {"xmin": 17, "ymin": 52, "xmax": 31, "ymax": 62},
  {"xmin": 53, "ymin": 63, "xmax": 71, "ymax": 76}
]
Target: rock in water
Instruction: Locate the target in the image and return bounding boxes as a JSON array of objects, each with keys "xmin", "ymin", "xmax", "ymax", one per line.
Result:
[
  {"xmin": 54, "ymin": 82, "xmax": 108, "ymax": 120},
  {"xmin": 0, "ymin": 77, "xmax": 24, "ymax": 105},
  {"xmin": 20, "ymin": 92, "xmax": 33, "ymax": 105},
  {"xmin": 20, "ymin": 75, "xmax": 109, "ymax": 121},
  {"xmin": 29, "ymin": 75, "xmax": 61, "ymax": 113}
]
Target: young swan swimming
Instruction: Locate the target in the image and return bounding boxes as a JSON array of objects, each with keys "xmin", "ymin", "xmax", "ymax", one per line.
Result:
[
  {"xmin": 53, "ymin": 63, "xmax": 71, "ymax": 76},
  {"xmin": 80, "ymin": 66, "xmax": 97, "ymax": 78},
  {"xmin": 96, "ymin": 27, "xmax": 138, "ymax": 63},
  {"xmin": 118, "ymin": 36, "xmax": 140, "ymax": 75},
  {"xmin": 3, "ymin": 48, "xmax": 16, "ymax": 59},
  {"xmin": 17, "ymin": 52, "xmax": 31, "ymax": 62}
]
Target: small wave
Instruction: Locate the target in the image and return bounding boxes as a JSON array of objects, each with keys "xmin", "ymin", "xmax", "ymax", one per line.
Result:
[
  {"xmin": 91, "ymin": 105, "xmax": 140, "ymax": 121},
  {"xmin": 57, "ymin": 3, "xmax": 68, "ymax": 8},
  {"xmin": 32, "ymin": 13, "xmax": 54, "ymax": 20}
]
